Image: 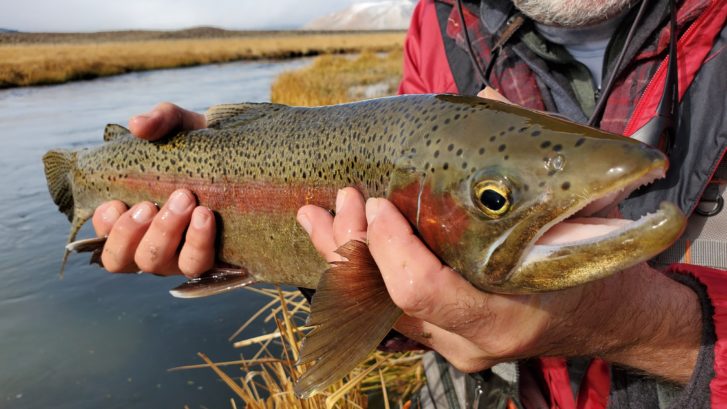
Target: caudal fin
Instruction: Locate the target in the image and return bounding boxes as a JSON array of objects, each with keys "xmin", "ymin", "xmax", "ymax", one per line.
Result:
[
  {"xmin": 43, "ymin": 149, "xmax": 90, "ymax": 276},
  {"xmin": 43, "ymin": 149, "xmax": 76, "ymax": 222}
]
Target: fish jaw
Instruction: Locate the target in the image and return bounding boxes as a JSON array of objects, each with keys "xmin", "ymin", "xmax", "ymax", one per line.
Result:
[
  {"xmin": 501, "ymin": 201, "xmax": 686, "ymax": 292},
  {"xmin": 467, "ymin": 147, "xmax": 685, "ymax": 293}
]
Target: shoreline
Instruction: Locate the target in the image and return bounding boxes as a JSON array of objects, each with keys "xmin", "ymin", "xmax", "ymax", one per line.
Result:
[{"xmin": 0, "ymin": 30, "xmax": 405, "ymax": 89}]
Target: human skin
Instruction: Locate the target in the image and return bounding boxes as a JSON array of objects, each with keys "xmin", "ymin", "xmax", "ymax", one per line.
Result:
[{"xmin": 93, "ymin": 92, "xmax": 702, "ymax": 383}]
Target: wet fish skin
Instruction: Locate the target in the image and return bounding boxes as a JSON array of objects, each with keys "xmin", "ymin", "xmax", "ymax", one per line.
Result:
[{"xmin": 43, "ymin": 94, "xmax": 687, "ymax": 397}]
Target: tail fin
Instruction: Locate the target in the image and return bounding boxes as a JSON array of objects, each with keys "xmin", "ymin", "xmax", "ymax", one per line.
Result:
[
  {"xmin": 43, "ymin": 149, "xmax": 76, "ymax": 222},
  {"xmin": 43, "ymin": 149, "xmax": 90, "ymax": 276}
]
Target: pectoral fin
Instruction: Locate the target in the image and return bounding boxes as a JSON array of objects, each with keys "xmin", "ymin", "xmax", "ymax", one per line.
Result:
[
  {"xmin": 294, "ymin": 240, "xmax": 402, "ymax": 398},
  {"xmin": 169, "ymin": 267, "xmax": 255, "ymax": 298},
  {"xmin": 66, "ymin": 235, "xmax": 107, "ymax": 268}
]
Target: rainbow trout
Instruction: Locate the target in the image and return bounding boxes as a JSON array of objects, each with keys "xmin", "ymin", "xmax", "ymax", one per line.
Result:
[{"xmin": 43, "ymin": 94, "xmax": 686, "ymax": 396}]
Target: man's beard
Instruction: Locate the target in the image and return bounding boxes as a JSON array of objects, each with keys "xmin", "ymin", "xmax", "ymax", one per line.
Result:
[{"xmin": 512, "ymin": 0, "xmax": 637, "ymax": 27}]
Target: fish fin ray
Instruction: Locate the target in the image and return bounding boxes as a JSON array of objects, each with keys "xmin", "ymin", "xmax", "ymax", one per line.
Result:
[
  {"xmin": 205, "ymin": 102, "xmax": 286, "ymax": 129},
  {"xmin": 42, "ymin": 149, "xmax": 76, "ymax": 221},
  {"xmin": 66, "ymin": 236, "xmax": 107, "ymax": 253},
  {"xmin": 103, "ymin": 124, "xmax": 131, "ymax": 142},
  {"xmin": 294, "ymin": 240, "xmax": 402, "ymax": 398},
  {"xmin": 66, "ymin": 236, "xmax": 107, "ymax": 267},
  {"xmin": 169, "ymin": 267, "xmax": 256, "ymax": 298}
]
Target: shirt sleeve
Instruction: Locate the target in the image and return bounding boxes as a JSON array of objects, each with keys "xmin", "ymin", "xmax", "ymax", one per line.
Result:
[
  {"xmin": 666, "ymin": 264, "xmax": 726, "ymax": 408},
  {"xmin": 398, "ymin": 0, "xmax": 458, "ymax": 95}
]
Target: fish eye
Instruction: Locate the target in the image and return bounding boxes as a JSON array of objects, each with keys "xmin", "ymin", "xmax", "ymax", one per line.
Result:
[{"xmin": 473, "ymin": 181, "xmax": 511, "ymax": 218}]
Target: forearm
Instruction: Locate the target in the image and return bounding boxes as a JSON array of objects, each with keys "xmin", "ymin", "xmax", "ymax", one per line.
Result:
[{"xmin": 578, "ymin": 265, "xmax": 703, "ymax": 384}]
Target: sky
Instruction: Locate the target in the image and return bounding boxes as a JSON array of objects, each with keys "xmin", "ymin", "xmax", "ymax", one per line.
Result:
[{"xmin": 0, "ymin": 0, "xmax": 365, "ymax": 32}]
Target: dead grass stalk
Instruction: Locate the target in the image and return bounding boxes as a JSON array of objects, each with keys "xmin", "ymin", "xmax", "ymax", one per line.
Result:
[{"xmin": 171, "ymin": 288, "xmax": 424, "ymax": 409}]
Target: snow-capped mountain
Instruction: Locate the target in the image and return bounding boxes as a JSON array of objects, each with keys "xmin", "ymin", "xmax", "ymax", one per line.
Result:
[{"xmin": 304, "ymin": 0, "xmax": 415, "ymax": 30}]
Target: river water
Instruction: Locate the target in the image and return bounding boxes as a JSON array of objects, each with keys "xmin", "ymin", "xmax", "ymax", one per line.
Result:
[{"xmin": 0, "ymin": 58, "xmax": 311, "ymax": 409}]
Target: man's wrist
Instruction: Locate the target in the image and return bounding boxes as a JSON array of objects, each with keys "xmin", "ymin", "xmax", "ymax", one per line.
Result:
[{"xmin": 596, "ymin": 265, "xmax": 702, "ymax": 384}]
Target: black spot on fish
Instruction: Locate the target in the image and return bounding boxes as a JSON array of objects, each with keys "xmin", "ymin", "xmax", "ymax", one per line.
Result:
[
  {"xmin": 443, "ymin": 162, "xmax": 449, "ymax": 170},
  {"xmin": 461, "ymin": 162, "xmax": 468, "ymax": 169},
  {"xmin": 479, "ymin": 147, "xmax": 486, "ymax": 155},
  {"xmin": 523, "ymin": 184, "xmax": 529, "ymax": 191},
  {"xmin": 504, "ymin": 155, "xmax": 509, "ymax": 160},
  {"xmin": 432, "ymin": 125, "xmax": 439, "ymax": 131},
  {"xmin": 434, "ymin": 150, "xmax": 440, "ymax": 158},
  {"xmin": 548, "ymin": 170, "xmax": 557, "ymax": 176},
  {"xmin": 498, "ymin": 144, "xmax": 506, "ymax": 152},
  {"xmin": 531, "ymin": 130, "xmax": 541, "ymax": 137},
  {"xmin": 447, "ymin": 144, "xmax": 454, "ymax": 152},
  {"xmin": 519, "ymin": 127, "xmax": 528, "ymax": 133},
  {"xmin": 561, "ymin": 181, "xmax": 571, "ymax": 190},
  {"xmin": 490, "ymin": 136, "xmax": 496, "ymax": 142},
  {"xmin": 539, "ymin": 181, "xmax": 546, "ymax": 187},
  {"xmin": 508, "ymin": 126, "xmax": 515, "ymax": 131},
  {"xmin": 445, "ymin": 118, "xmax": 451, "ymax": 124},
  {"xmin": 456, "ymin": 148, "xmax": 463, "ymax": 156},
  {"xmin": 575, "ymin": 138, "xmax": 586, "ymax": 147},
  {"xmin": 541, "ymin": 141, "xmax": 551, "ymax": 149},
  {"xmin": 553, "ymin": 144, "xmax": 562, "ymax": 152}
]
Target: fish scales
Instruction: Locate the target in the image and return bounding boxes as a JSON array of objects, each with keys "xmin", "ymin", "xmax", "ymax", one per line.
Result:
[
  {"xmin": 43, "ymin": 94, "xmax": 687, "ymax": 396},
  {"xmin": 69, "ymin": 97, "xmax": 436, "ymax": 286}
]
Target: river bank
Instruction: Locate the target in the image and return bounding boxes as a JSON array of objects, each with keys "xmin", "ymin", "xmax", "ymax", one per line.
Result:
[{"xmin": 0, "ymin": 28, "xmax": 405, "ymax": 88}]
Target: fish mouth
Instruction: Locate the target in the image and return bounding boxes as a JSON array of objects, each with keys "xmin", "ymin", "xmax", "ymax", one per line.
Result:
[{"xmin": 522, "ymin": 163, "xmax": 673, "ymax": 265}]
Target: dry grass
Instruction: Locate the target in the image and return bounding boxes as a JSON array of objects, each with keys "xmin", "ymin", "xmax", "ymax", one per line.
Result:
[
  {"xmin": 0, "ymin": 31, "xmax": 405, "ymax": 88},
  {"xmin": 271, "ymin": 49, "xmax": 403, "ymax": 106},
  {"xmin": 171, "ymin": 287, "xmax": 424, "ymax": 408}
]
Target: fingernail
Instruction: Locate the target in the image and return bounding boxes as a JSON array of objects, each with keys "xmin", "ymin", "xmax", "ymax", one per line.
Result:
[
  {"xmin": 297, "ymin": 213, "xmax": 313, "ymax": 235},
  {"xmin": 191, "ymin": 208, "xmax": 210, "ymax": 229},
  {"xmin": 335, "ymin": 189, "xmax": 347, "ymax": 214},
  {"xmin": 365, "ymin": 198, "xmax": 380, "ymax": 224},
  {"xmin": 131, "ymin": 203, "xmax": 153, "ymax": 223},
  {"xmin": 102, "ymin": 205, "xmax": 121, "ymax": 223},
  {"xmin": 168, "ymin": 190, "xmax": 193, "ymax": 214}
]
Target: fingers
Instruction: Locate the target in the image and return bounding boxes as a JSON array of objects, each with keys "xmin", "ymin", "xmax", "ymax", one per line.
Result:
[
  {"xmin": 297, "ymin": 205, "xmax": 337, "ymax": 262},
  {"xmin": 178, "ymin": 207, "xmax": 216, "ymax": 278},
  {"xmin": 96, "ymin": 190, "xmax": 216, "ymax": 277},
  {"xmin": 134, "ymin": 190, "xmax": 196, "ymax": 276},
  {"xmin": 102, "ymin": 202, "xmax": 157, "ymax": 273},
  {"xmin": 365, "ymin": 198, "xmax": 491, "ymax": 336},
  {"xmin": 93, "ymin": 200, "xmax": 128, "ymax": 236},
  {"xmin": 297, "ymin": 187, "xmax": 367, "ymax": 263},
  {"xmin": 128, "ymin": 102, "xmax": 206, "ymax": 141},
  {"xmin": 477, "ymin": 87, "xmax": 512, "ymax": 103},
  {"xmin": 332, "ymin": 187, "xmax": 367, "ymax": 246}
]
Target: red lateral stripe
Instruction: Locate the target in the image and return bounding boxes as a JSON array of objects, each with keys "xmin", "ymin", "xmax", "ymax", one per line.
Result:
[
  {"xmin": 624, "ymin": 0, "xmax": 727, "ymax": 136},
  {"xmin": 117, "ymin": 175, "xmax": 339, "ymax": 214},
  {"xmin": 668, "ymin": 264, "xmax": 727, "ymax": 408}
]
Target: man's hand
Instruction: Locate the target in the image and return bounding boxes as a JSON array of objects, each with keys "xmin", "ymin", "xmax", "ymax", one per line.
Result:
[
  {"xmin": 92, "ymin": 103, "xmax": 215, "ymax": 277},
  {"xmin": 298, "ymin": 188, "xmax": 703, "ymax": 384}
]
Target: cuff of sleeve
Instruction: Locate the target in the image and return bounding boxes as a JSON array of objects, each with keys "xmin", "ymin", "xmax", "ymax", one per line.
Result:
[{"xmin": 667, "ymin": 264, "xmax": 722, "ymax": 407}]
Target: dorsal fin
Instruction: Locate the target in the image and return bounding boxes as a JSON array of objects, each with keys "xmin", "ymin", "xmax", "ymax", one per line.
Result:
[
  {"xmin": 103, "ymin": 124, "xmax": 131, "ymax": 142},
  {"xmin": 205, "ymin": 102, "xmax": 286, "ymax": 129}
]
